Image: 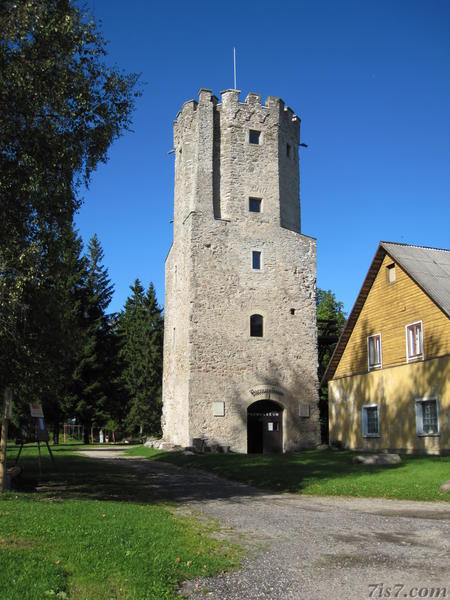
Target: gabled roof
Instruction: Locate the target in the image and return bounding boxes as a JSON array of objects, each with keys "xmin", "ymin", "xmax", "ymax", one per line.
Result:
[
  {"xmin": 381, "ymin": 242, "xmax": 450, "ymax": 316},
  {"xmin": 322, "ymin": 241, "xmax": 450, "ymax": 384}
]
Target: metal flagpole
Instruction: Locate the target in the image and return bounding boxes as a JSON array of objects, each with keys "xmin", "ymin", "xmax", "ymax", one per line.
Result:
[{"xmin": 233, "ymin": 47, "xmax": 237, "ymax": 89}]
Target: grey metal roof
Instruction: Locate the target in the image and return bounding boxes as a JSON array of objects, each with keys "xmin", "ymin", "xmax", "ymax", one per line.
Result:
[
  {"xmin": 381, "ymin": 242, "xmax": 450, "ymax": 317},
  {"xmin": 322, "ymin": 241, "xmax": 450, "ymax": 384}
]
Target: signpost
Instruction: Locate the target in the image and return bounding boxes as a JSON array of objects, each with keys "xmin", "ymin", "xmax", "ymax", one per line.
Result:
[{"xmin": 15, "ymin": 403, "xmax": 54, "ymax": 475}]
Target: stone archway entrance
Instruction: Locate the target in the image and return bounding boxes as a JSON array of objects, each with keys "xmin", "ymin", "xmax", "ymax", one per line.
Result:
[{"xmin": 247, "ymin": 400, "xmax": 283, "ymax": 453}]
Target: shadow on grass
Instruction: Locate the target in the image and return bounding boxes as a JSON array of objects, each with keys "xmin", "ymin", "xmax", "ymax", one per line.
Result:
[
  {"xmin": 151, "ymin": 449, "xmax": 405, "ymax": 491},
  {"xmin": 148, "ymin": 449, "xmax": 450, "ymax": 501},
  {"xmin": 7, "ymin": 445, "xmax": 267, "ymax": 504},
  {"xmin": 7, "ymin": 445, "xmax": 449, "ymax": 503}
]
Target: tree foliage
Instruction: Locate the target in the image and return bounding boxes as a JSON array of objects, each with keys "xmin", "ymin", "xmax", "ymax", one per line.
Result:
[
  {"xmin": 0, "ymin": 0, "xmax": 139, "ymax": 438},
  {"xmin": 0, "ymin": 0, "xmax": 139, "ymax": 411},
  {"xmin": 71, "ymin": 235, "xmax": 114, "ymax": 442},
  {"xmin": 317, "ymin": 288, "xmax": 347, "ymax": 379},
  {"xmin": 118, "ymin": 280, "xmax": 164, "ymax": 436},
  {"xmin": 316, "ymin": 288, "xmax": 347, "ymax": 443}
]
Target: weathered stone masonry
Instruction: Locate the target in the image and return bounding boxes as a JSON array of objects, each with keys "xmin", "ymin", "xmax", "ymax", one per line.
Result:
[{"xmin": 162, "ymin": 89, "xmax": 320, "ymax": 452}]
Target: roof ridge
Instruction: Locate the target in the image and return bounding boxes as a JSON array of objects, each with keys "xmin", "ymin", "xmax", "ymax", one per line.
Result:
[{"xmin": 381, "ymin": 240, "xmax": 450, "ymax": 253}]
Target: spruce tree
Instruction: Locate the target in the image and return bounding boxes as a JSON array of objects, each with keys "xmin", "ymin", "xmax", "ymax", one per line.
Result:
[
  {"xmin": 118, "ymin": 280, "xmax": 164, "ymax": 436},
  {"xmin": 72, "ymin": 235, "xmax": 114, "ymax": 443}
]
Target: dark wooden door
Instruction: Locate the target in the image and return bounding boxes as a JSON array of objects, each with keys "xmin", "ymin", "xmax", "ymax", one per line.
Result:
[
  {"xmin": 262, "ymin": 417, "xmax": 282, "ymax": 453},
  {"xmin": 247, "ymin": 417, "xmax": 263, "ymax": 453},
  {"xmin": 247, "ymin": 400, "xmax": 283, "ymax": 453}
]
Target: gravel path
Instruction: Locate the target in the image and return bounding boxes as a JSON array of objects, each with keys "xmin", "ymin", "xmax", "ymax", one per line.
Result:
[{"xmin": 77, "ymin": 448, "xmax": 450, "ymax": 600}]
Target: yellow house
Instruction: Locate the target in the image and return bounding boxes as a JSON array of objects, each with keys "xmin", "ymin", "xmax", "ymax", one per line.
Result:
[{"xmin": 323, "ymin": 241, "xmax": 450, "ymax": 455}]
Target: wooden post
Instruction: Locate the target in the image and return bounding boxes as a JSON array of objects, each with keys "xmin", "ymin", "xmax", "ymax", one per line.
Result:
[
  {"xmin": 0, "ymin": 388, "xmax": 12, "ymax": 493},
  {"xmin": 37, "ymin": 440, "xmax": 42, "ymax": 476}
]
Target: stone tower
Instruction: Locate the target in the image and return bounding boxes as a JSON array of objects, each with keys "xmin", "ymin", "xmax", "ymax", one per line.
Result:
[{"xmin": 162, "ymin": 89, "xmax": 320, "ymax": 453}]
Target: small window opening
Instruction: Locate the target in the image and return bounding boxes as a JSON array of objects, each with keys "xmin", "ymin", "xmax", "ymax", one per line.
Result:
[
  {"xmin": 249, "ymin": 129, "xmax": 261, "ymax": 145},
  {"xmin": 286, "ymin": 144, "xmax": 291, "ymax": 158},
  {"xmin": 252, "ymin": 251, "xmax": 261, "ymax": 270},
  {"xmin": 250, "ymin": 314, "xmax": 263, "ymax": 337},
  {"xmin": 249, "ymin": 197, "xmax": 262, "ymax": 213},
  {"xmin": 290, "ymin": 308, "xmax": 295, "ymax": 315},
  {"xmin": 387, "ymin": 263, "xmax": 396, "ymax": 283}
]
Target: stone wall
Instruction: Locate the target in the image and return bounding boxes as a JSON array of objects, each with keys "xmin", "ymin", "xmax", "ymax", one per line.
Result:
[{"xmin": 162, "ymin": 89, "xmax": 320, "ymax": 452}]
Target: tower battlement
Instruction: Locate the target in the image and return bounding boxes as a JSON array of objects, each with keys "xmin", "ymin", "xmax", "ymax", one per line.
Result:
[
  {"xmin": 174, "ymin": 89, "xmax": 300, "ymax": 136},
  {"xmin": 173, "ymin": 88, "xmax": 303, "ymax": 234}
]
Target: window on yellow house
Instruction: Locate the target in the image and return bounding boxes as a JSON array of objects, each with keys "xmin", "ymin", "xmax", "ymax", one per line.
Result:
[
  {"xmin": 386, "ymin": 263, "xmax": 396, "ymax": 283},
  {"xmin": 367, "ymin": 334, "xmax": 382, "ymax": 370},
  {"xmin": 362, "ymin": 404, "xmax": 380, "ymax": 437},
  {"xmin": 415, "ymin": 398, "xmax": 439, "ymax": 436},
  {"xmin": 406, "ymin": 321, "xmax": 423, "ymax": 361}
]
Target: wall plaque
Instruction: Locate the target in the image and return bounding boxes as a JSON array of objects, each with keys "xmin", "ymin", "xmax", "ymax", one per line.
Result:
[
  {"xmin": 249, "ymin": 386, "xmax": 284, "ymax": 400},
  {"xmin": 212, "ymin": 401, "xmax": 225, "ymax": 417}
]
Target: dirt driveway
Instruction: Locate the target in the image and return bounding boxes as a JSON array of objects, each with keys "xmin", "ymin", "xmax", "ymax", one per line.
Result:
[{"xmin": 77, "ymin": 448, "xmax": 450, "ymax": 600}]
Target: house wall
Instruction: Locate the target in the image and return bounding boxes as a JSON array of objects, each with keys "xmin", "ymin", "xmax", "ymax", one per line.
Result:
[
  {"xmin": 329, "ymin": 251, "xmax": 450, "ymax": 454},
  {"xmin": 334, "ymin": 254, "xmax": 450, "ymax": 378},
  {"xmin": 329, "ymin": 356, "xmax": 450, "ymax": 454}
]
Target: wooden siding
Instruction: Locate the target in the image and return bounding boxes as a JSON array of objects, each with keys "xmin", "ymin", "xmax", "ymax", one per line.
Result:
[
  {"xmin": 334, "ymin": 254, "xmax": 450, "ymax": 379},
  {"xmin": 329, "ymin": 356, "xmax": 450, "ymax": 454}
]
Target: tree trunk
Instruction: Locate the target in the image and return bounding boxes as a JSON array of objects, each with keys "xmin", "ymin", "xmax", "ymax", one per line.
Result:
[
  {"xmin": 83, "ymin": 424, "xmax": 90, "ymax": 445},
  {"xmin": 0, "ymin": 388, "xmax": 12, "ymax": 493},
  {"xmin": 53, "ymin": 421, "xmax": 60, "ymax": 445}
]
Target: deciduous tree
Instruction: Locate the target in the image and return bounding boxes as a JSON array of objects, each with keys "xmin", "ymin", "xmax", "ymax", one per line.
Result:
[{"xmin": 0, "ymin": 0, "xmax": 140, "ymax": 403}]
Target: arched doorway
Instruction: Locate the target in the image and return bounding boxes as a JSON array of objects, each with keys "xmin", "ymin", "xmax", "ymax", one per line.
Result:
[{"xmin": 247, "ymin": 400, "xmax": 283, "ymax": 453}]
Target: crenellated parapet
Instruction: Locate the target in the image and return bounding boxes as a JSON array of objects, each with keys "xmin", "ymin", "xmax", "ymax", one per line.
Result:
[
  {"xmin": 174, "ymin": 89, "xmax": 300, "ymax": 141},
  {"xmin": 172, "ymin": 88, "xmax": 303, "ymax": 233}
]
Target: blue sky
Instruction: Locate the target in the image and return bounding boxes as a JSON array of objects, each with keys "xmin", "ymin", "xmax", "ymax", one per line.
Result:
[{"xmin": 76, "ymin": 0, "xmax": 450, "ymax": 316}]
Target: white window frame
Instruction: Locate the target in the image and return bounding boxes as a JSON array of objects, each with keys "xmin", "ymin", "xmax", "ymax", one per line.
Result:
[
  {"xmin": 406, "ymin": 320, "xmax": 424, "ymax": 362},
  {"xmin": 251, "ymin": 248, "xmax": 264, "ymax": 272},
  {"xmin": 362, "ymin": 404, "xmax": 380, "ymax": 438},
  {"xmin": 415, "ymin": 397, "xmax": 440, "ymax": 436},
  {"xmin": 367, "ymin": 333, "xmax": 382, "ymax": 370}
]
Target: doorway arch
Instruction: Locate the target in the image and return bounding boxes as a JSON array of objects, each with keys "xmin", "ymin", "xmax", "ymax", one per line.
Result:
[{"xmin": 247, "ymin": 399, "xmax": 283, "ymax": 453}]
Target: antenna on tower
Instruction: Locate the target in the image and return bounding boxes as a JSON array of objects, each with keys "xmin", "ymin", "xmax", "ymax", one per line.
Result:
[{"xmin": 233, "ymin": 47, "xmax": 237, "ymax": 89}]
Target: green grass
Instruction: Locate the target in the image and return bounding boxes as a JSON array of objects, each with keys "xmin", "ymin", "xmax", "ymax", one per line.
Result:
[
  {"xmin": 0, "ymin": 444, "xmax": 240, "ymax": 599},
  {"xmin": 125, "ymin": 447, "xmax": 450, "ymax": 502},
  {"xmin": 123, "ymin": 446, "xmax": 161, "ymax": 458}
]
